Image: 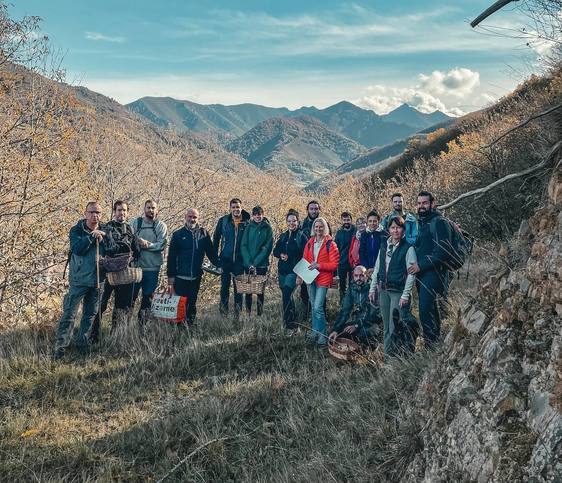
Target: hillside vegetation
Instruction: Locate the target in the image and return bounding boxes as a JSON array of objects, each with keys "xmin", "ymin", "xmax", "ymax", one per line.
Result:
[
  {"xmin": 226, "ymin": 116, "xmax": 366, "ymax": 185},
  {"xmin": 1, "ymin": 2, "xmax": 561, "ymax": 482}
]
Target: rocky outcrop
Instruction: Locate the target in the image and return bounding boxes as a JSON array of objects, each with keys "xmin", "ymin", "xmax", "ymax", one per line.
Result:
[{"xmin": 404, "ymin": 169, "xmax": 562, "ymax": 482}]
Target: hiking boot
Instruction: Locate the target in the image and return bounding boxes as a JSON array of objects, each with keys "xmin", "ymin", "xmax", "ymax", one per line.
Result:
[
  {"xmin": 52, "ymin": 348, "xmax": 65, "ymax": 360},
  {"xmin": 284, "ymin": 328, "xmax": 297, "ymax": 337},
  {"xmin": 305, "ymin": 332, "xmax": 318, "ymax": 346},
  {"xmin": 76, "ymin": 344, "xmax": 92, "ymax": 356},
  {"xmin": 316, "ymin": 333, "xmax": 328, "ymax": 347}
]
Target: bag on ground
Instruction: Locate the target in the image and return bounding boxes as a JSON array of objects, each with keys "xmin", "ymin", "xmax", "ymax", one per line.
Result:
[{"xmin": 151, "ymin": 293, "xmax": 188, "ymax": 323}]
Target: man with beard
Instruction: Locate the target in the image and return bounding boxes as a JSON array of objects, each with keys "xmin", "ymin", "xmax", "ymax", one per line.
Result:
[
  {"xmin": 53, "ymin": 201, "xmax": 116, "ymax": 359},
  {"xmin": 132, "ymin": 200, "xmax": 168, "ymax": 326},
  {"xmin": 329, "ymin": 265, "xmax": 381, "ymax": 346},
  {"xmin": 380, "ymin": 193, "xmax": 418, "ymax": 245},
  {"xmin": 299, "ymin": 200, "xmax": 331, "ymax": 315},
  {"xmin": 213, "ymin": 198, "xmax": 250, "ymax": 317},
  {"xmin": 334, "ymin": 212, "xmax": 356, "ymax": 304},
  {"xmin": 407, "ymin": 191, "xmax": 452, "ymax": 347},
  {"xmin": 91, "ymin": 200, "xmax": 140, "ymax": 341},
  {"xmin": 167, "ymin": 208, "xmax": 218, "ymax": 326}
]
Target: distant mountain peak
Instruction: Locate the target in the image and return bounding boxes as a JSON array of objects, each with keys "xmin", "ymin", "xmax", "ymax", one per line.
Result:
[{"xmin": 382, "ymin": 104, "xmax": 452, "ymax": 131}]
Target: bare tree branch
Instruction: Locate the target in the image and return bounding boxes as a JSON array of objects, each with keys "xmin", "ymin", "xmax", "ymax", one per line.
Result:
[
  {"xmin": 439, "ymin": 140, "xmax": 561, "ymax": 210},
  {"xmin": 482, "ymin": 102, "xmax": 562, "ymax": 149}
]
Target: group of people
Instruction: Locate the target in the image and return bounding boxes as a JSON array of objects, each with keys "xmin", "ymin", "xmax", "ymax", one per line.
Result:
[{"xmin": 53, "ymin": 192, "xmax": 455, "ymax": 361}]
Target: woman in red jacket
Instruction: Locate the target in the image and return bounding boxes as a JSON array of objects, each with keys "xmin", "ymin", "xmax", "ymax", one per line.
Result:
[{"xmin": 298, "ymin": 217, "xmax": 340, "ymax": 346}]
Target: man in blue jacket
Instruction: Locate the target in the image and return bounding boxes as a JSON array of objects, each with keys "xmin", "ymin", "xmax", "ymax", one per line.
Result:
[
  {"xmin": 53, "ymin": 201, "xmax": 116, "ymax": 359},
  {"xmin": 167, "ymin": 208, "xmax": 218, "ymax": 326},
  {"xmin": 407, "ymin": 191, "xmax": 452, "ymax": 347},
  {"xmin": 213, "ymin": 198, "xmax": 250, "ymax": 317}
]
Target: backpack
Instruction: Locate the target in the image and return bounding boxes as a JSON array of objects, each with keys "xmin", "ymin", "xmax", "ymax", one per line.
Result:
[
  {"xmin": 135, "ymin": 217, "xmax": 158, "ymax": 237},
  {"xmin": 430, "ymin": 216, "xmax": 474, "ymax": 271}
]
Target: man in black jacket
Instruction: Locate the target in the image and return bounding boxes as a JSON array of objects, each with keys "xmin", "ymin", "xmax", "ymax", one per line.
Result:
[
  {"xmin": 212, "ymin": 198, "xmax": 250, "ymax": 317},
  {"xmin": 92, "ymin": 200, "xmax": 140, "ymax": 341},
  {"xmin": 407, "ymin": 191, "xmax": 452, "ymax": 347},
  {"xmin": 168, "ymin": 208, "xmax": 218, "ymax": 325},
  {"xmin": 334, "ymin": 211, "xmax": 356, "ymax": 304}
]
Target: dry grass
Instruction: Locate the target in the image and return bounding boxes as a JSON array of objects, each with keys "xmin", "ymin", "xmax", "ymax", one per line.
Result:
[{"xmin": 0, "ymin": 296, "xmax": 435, "ymax": 482}]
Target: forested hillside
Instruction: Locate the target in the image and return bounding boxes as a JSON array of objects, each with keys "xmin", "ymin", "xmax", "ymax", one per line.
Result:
[{"xmin": 1, "ymin": 2, "xmax": 561, "ymax": 481}]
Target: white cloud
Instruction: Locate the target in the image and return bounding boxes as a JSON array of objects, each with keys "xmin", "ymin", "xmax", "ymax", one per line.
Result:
[
  {"xmin": 354, "ymin": 67, "xmax": 482, "ymax": 116},
  {"xmin": 354, "ymin": 68, "xmax": 483, "ymax": 116},
  {"xmin": 356, "ymin": 86, "xmax": 450, "ymax": 115},
  {"xmin": 85, "ymin": 31, "xmax": 126, "ymax": 43},
  {"xmin": 418, "ymin": 68, "xmax": 480, "ymax": 97}
]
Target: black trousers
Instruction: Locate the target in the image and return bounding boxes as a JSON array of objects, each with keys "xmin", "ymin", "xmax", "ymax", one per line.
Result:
[
  {"xmin": 91, "ymin": 279, "xmax": 135, "ymax": 341},
  {"xmin": 300, "ymin": 283, "xmax": 310, "ymax": 319},
  {"xmin": 244, "ymin": 267, "xmax": 267, "ymax": 315},
  {"xmin": 416, "ymin": 270, "xmax": 445, "ymax": 346},
  {"xmin": 174, "ymin": 277, "xmax": 202, "ymax": 324},
  {"xmin": 337, "ymin": 266, "xmax": 353, "ymax": 304},
  {"xmin": 219, "ymin": 259, "xmax": 244, "ymax": 315}
]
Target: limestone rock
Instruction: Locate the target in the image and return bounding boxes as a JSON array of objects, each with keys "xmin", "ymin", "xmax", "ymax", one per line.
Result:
[{"xmin": 403, "ymin": 170, "xmax": 562, "ymax": 483}]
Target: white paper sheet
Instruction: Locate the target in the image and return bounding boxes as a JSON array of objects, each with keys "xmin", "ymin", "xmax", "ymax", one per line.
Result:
[{"xmin": 293, "ymin": 258, "xmax": 319, "ymax": 285}]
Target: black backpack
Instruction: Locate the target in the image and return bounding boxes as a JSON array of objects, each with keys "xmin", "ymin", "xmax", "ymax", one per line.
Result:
[{"xmin": 430, "ymin": 216, "xmax": 474, "ymax": 271}]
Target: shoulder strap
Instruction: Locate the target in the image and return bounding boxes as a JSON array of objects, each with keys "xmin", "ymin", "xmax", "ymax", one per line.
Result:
[
  {"xmin": 221, "ymin": 215, "xmax": 229, "ymax": 237},
  {"xmin": 62, "ymin": 249, "xmax": 72, "ymax": 279},
  {"xmin": 326, "ymin": 239, "xmax": 332, "ymax": 253},
  {"xmin": 136, "ymin": 217, "xmax": 143, "ymax": 233}
]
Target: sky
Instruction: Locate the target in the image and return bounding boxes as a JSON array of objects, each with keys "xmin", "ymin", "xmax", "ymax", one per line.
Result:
[{"xmin": 11, "ymin": 1, "xmax": 550, "ymax": 116}]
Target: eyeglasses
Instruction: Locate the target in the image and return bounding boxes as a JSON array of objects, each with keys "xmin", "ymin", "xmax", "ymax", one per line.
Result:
[{"xmin": 87, "ymin": 211, "xmax": 101, "ymax": 215}]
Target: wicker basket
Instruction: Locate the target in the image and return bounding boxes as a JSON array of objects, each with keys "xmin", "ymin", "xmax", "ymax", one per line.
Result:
[
  {"xmin": 234, "ymin": 273, "xmax": 267, "ymax": 295},
  {"xmin": 107, "ymin": 266, "xmax": 143, "ymax": 286},
  {"xmin": 328, "ymin": 337, "xmax": 361, "ymax": 361}
]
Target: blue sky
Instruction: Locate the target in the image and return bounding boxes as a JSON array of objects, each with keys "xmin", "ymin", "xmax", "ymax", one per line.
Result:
[{"xmin": 11, "ymin": 1, "xmax": 544, "ymax": 115}]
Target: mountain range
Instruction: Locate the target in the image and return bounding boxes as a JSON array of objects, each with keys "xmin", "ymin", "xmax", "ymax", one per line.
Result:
[
  {"xmin": 225, "ymin": 116, "xmax": 366, "ymax": 185},
  {"xmin": 127, "ymin": 97, "xmax": 452, "ymax": 149}
]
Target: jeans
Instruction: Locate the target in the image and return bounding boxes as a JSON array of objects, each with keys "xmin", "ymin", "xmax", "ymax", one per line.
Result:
[
  {"xmin": 219, "ymin": 259, "xmax": 244, "ymax": 315},
  {"xmin": 91, "ymin": 280, "xmax": 136, "ymax": 340},
  {"xmin": 307, "ymin": 283, "xmax": 329, "ymax": 343},
  {"xmin": 279, "ymin": 273, "xmax": 297, "ymax": 329},
  {"xmin": 244, "ymin": 267, "xmax": 267, "ymax": 315},
  {"xmin": 379, "ymin": 289, "xmax": 403, "ymax": 357},
  {"xmin": 174, "ymin": 276, "xmax": 202, "ymax": 324},
  {"xmin": 337, "ymin": 266, "xmax": 352, "ymax": 304},
  {"xmin": 54, "ymin": 285, "xmax": 100, "ymax": 352},
  {"xmin": 417, "ymin": 271, "xmax": 445, "ymax": 347},
  {"xmin": 132, "ymin": 269, "xmax": 160, "ymax": 320}
]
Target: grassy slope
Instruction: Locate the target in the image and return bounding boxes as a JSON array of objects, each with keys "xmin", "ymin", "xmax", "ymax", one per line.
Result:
[{"xmin": 1, "ymin": 299, "xmax": 433, "ymax": 482}]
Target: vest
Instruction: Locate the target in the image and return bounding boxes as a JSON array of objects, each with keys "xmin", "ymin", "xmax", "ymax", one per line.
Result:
[{"xmin": 377, "ymin": 238, "xmax": 411, "ymax": 291}]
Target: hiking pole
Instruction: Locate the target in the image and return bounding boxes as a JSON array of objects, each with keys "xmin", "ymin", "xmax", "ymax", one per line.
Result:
[{"xmin": 96, "ymin": 238, "xmax": 102, "ymax": 345}]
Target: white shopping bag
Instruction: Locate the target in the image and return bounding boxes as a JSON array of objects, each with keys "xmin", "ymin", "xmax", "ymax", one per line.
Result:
[{"xmin": 151, "ymin": 293, "xmax": 188, "ymax": 323}]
